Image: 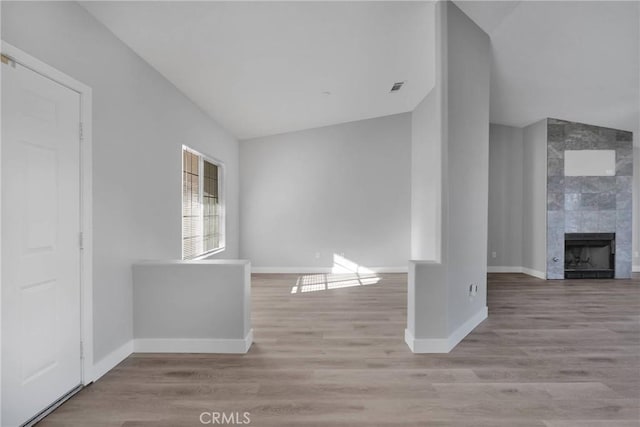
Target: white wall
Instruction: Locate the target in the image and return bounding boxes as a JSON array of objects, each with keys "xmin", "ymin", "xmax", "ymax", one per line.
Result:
[
  {"xmin": 522, "ymin": 119, "xmax": 547, "ymax": 277},
  {"xmin": 132, "ymin": 260, "xmax": 251, "ymax": 353},
  {"xmin": 411, "ymin": 86, "xmax": 442, "ymax": 262},
  {"xmin": 635, "ymin": 12, "xmax": 640, "ymax": 270},
  {"xmin": 487, "ymin": 124, "xmax": 524, "ymax": 269},
  {"xmin": 407, "ymin": 1, "xmax": 490, "ymax": 351},
  {"xmin": 0, "ymin": 2, "xmax": 4, "ymax": 418},
  {"xmin": 407, "ymin": 0, "xmax": 447, "ymax": 346},
  {"xmin": 1, "ymin": 1, "xmax": 240, "ymax": 364},
  {"xmin": 444, "ymin": 1, "xmax": 490, "ymax": 335},
  {"xmin": 240, "ymin": 113, "xmax": 411, "ymax": 271},
  {"xmin": 410, "ymin": 1, "xmax": 439, "ymax": 262},
  {"xmin": 634, "ymin": 133, "xmax": 639, "ymax": 271}
]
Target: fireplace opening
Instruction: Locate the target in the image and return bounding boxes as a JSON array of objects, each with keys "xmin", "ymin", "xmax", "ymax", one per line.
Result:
[{"xmin": 564, "ymin": 233, "xmax": 615, "ymax": 279}]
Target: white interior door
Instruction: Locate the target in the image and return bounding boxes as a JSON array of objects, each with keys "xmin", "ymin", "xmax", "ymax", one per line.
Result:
[{"xmin": 2, "ymin": 57, "xmax": 82, "ymax": 426}]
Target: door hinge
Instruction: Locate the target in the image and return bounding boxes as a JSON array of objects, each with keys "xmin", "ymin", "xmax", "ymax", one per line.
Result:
[
  {"xmin": 79, "ymin": 122, "xmax": 84, "ymax": 141},
  {"xmin": 1, "ymin": 54, "xmax": 16, "ymax": 68},
  {"xmin": 79, "ymin": 232, "xmax": 84, "ymax": 250},
  {"xmin": 80, "ymin": 341, "xmax": 84, "ymax": 359}
]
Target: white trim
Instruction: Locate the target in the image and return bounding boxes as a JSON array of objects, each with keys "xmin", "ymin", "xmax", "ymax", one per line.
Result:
[
  {"xmin": 0, "ymin": 43, "xmax": 3, "ymax": 427},
  {"xmin": 92, "ymin": 340, "xmax": 133, "ymax": 382},
  {"xmin": 252, "ymin": 267, "xmax": 329, "ymax": 274},
  {"xmin": 487, "ymin": 266, "xmax": 523, "ymax": 273},
  {"xmin": 366, "ymin": 266, "xmax": 408, "ymax": 273},
  {"xmin": 633, "ymin": 265, "xmax": 640, "ymax": 273},
  {"xmin": 405, "ymin": 307, "xmax": 488, "ymax": 353},
  {"xmin": 251, "ymin": 266, "xmax": 408, "ymax": 274},
  {"xmin": 521, "ymin": 267, "xmax": 546, "ymax": 280},
  {"xmin": 91, "ymin": 330, "xmax": 253, "ymax": 381},
  {"xmin": 404, "ymin": 329, "xmax": 450, "ymax": 353},
  {"xmin": 136, "ymin": 259, "xmax": 249, "ymax": 266},
  {"xmin": 448, "ymin": 307, "xmax": 488, "ymax": 349},
  {"xmin": 487, "ymin": 266, "xmax": 547, "ymax": 279},
  {"xmin": 133, "ymin": 330, "xmax": 253, "ymax": 354},
  {"xmin": 1, "ymin": 42, "xmax": 95, "ymax": 384}
]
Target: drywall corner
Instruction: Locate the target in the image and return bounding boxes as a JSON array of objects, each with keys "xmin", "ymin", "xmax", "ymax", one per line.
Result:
[{"xmin": 522, "ymin": 119, "xmax": 548, "ymax": 276}]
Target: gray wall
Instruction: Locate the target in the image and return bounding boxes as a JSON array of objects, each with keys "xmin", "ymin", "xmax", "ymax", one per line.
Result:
[
  {"xmin": 635, "ymin": 143, "xmax": 640, "ymax": 270},
  {"xmin": 444, "ymin": 1, "xmax": 490, "ymax": 334},
  {"xmin": 411, "ymin": 91, "xmax": 442, "ymax": 261},
  {"xmin": 410, "ymin": 2, "xmax": 439, "ymax": 262},
  {"xmin": 522, "ymin": 119, "xmax": 548, "ymax": 276},
  {"xmin": 408, "ymin": 1, "xmax": 490, "ymax": 345},
  {"xmin": 488, "ymin": 124, "xmax": 524, "ymax": 268},
  {"xmin": 407, "ymin": 0, "xmax": 448, "ymax": 343},
  {"xmin": 240, "ymin": 113, "xmax": 411, "ymax": 270},
  {"xmin": 133, "ymin": 260, "xmax": 250, "ymax": 346},
  {"xmin": 546, "ymin": 118, "xmax": 633, "ymax": 279},
  {"xmin": 488, "ymin": 121, "xmax": 637, "ymax": 277},
  {"xmin": 1, "ymin": 2, "xmax": 240, "ymax": 363}
]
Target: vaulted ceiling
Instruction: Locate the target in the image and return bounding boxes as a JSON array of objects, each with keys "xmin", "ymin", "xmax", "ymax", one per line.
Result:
[
  {"xmin": 81, "ymin": 1, "xmax": 435, "ymax": 140},
  {"xmin": 456, "ymin": 0, "xmax": 639, "ymax": 137},
  {"xmin": 83, "ymin": 1, "xmax": 639, "ymax": 141}
]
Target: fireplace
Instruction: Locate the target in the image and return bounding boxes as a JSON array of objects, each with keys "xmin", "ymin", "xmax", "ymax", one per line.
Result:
[{"xmin": 564, "ymin": 233, "xmax": 615, "ymax": 279}]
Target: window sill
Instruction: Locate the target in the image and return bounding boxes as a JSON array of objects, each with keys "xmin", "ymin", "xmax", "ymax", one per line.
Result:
[{"xmin": 188, "ymin": 247, "xmax": 226, "ymax": 261}]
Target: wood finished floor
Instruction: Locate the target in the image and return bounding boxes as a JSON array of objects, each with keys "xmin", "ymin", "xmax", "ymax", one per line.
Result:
[{"xmin": 39, "ymin": 273, "xmax": 640, "ymax": 426}]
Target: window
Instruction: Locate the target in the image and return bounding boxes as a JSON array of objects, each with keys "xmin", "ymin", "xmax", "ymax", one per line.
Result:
[{"xmin": 182, "ymin": 146, "xmax": 224, "ymax": 259}]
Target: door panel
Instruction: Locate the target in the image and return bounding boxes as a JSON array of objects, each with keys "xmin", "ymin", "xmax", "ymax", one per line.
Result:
[
  {"xmin": 24, "ymin": 142, "xmax": 58, "ymax": 252},
  {"xmin": 20, "ymin": 280, "xmax": 58, "ymax": 383},
  {"xmin": 2, "ymin": 59, "xmax": 82, "ymax": 427}
]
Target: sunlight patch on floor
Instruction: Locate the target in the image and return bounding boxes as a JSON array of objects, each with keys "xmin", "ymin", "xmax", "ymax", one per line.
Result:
[{"xmin": 290, "ymin": 254, "xmax": 380, "ymax": 294}]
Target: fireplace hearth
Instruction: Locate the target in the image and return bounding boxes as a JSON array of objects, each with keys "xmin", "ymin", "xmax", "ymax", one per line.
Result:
[{"xmin": 564, "ymin": 233, "xmax": 615, "ymax": 279}]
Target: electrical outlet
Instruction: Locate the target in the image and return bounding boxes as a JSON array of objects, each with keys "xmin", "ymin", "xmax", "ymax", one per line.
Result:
[
  {"xmin": 469, "ymin": 284, "xmax": 478, "ymax": 296},
  {"xmin": 491, "ymin": 251, "xmax": 497, "ymax": 259}
]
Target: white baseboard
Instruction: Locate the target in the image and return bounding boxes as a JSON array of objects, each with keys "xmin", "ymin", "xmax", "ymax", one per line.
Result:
[
  {"xmin": 487, "ymin": 266, "xmax": 523, "ymax": 273},
  {"xmin": 633, "ymin": 265, "xmax": 640, "ymax": 273},
  {"xmin": 447, "ymin": 307, "xmax": 488, "ymax": 349},
  {"xmin": 487, "ymin": 266, "xmax": 546, "ymax": 279},
  {"xmin": 405, "ymin": 306, "xmax": 488, "ymax": 353},
  {"xmin": 522, "ymin": 267, "xmax": 546, "ymax": 280},
  {"xmin": 92, "ymin": 339, "xmax": 133, "ymax": 382},
  {"xmin": 252, "ymin": 267, "xmax": 329, "ymax": 274},
  {"xmin": 251, "ymin": 266, "xmax": 408, "ymax": 274},
  {"xmin": 368, "ymin": 266, "xmax": 409, "ymax": 273},
  {"xmin": 133, "ymin": 329, "xmax": 253, "ymax": 354},
  {"xmin": 91, "ymin": 331, "xmax": 253, "ymax": 381},
  {"xmin": 404, "ymin": 329, "xmax": 449, "ymax": 353}
]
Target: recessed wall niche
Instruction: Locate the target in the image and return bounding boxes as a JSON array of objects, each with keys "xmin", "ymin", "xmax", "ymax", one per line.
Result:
[
  {"xmin": 546, "ymin": 118, "xmax": 633, "ymax": 279},
  {"xmin": 564, "ymin": 150, "xmax": 616, "ymax": 176}
]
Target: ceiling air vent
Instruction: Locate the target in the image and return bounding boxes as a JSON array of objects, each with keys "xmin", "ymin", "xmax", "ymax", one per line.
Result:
[{"xmin": 390, "ymin": 81, "xmax": 405, "ymax": 92}]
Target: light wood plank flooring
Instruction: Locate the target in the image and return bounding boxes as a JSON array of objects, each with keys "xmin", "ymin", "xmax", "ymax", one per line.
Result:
[{"xmin": 39, "ymin": 273, "xmax": 640, "ymax": 426}]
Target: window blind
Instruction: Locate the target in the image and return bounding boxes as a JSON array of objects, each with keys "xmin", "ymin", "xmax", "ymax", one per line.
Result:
[
  {"xmin": 182, "ymin": 147, "xmax": 223, "ymax": 259},
  {"xmin": 182, "ymin": 149, "xmax": 201, "ymax": 259}
]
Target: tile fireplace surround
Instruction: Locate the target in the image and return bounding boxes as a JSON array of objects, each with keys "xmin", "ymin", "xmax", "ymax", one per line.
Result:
[{"xmin": 547, "ymin": 118, "xmax": 633, "ymax": 279}]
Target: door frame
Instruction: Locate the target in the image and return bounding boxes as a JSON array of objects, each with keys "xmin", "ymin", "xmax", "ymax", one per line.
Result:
[{"xmin": 0, "ymin": 41, "xmax": 94, "ymax": 393}]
